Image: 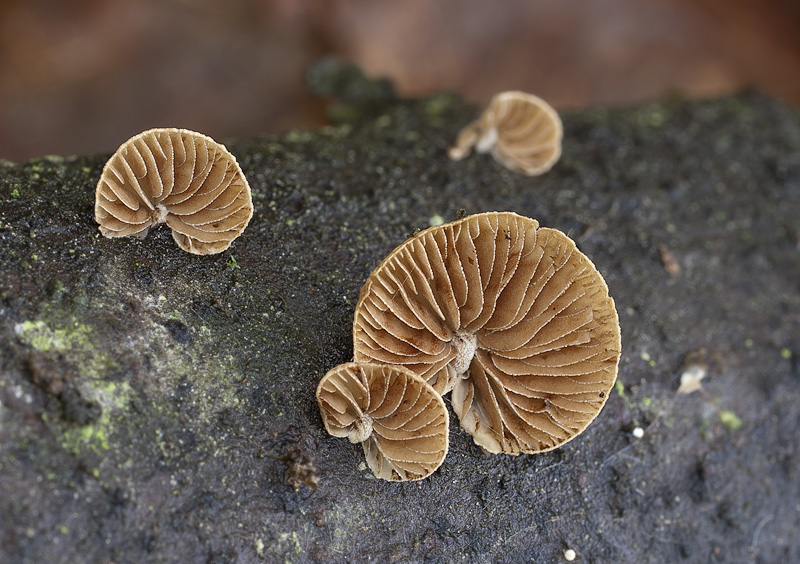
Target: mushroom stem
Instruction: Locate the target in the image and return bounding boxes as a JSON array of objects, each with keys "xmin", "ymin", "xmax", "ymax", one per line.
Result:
[
  {"xmin": 447, "ymin": 122, "xmax": 481, "ymax": 161},
  {"xmin": 347, "ymin": 414, "xmax": 373, "ymax": 444},
  {"xmin": 475, "ymin": 126, "xmax": 498, "ymax": 154},
  {"xmin": 451, "ymin": 330, "xmax": 478, "ymax": 377},
  {"xmin": 151, "ymin": 203, "xmax": 169, "ymax": 225}
]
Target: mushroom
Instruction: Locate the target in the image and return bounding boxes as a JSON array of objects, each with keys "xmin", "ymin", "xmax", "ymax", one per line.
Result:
[
  {"xmin": 94, "ymin": 128, "xmax": 253, "ymax": 255},
  {"xmin": 316, "ymin": 362, "xmax": 449, "ymax": 481},
  {"xmin": 353, "ymin": 211, "xmax": 621, "ymax": 455},
  {"xmin": 448, "ymin": 91, "xmax": 562, "ymax": 176}
]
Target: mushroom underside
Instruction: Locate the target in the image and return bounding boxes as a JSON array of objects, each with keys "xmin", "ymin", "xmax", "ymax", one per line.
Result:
[
  {"xmin": 316, "ymin": 362, "xmax": 449, "ymax": 481},
  {"xmin": 94, "ymin": 128, "xmax": 253, "ymax": 254},
  {"xmin": 449, "ymin": 91, "xmax": 563, "ymax": 176}
]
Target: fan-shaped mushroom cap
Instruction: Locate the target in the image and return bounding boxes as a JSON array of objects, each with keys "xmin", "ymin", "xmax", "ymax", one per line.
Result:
[
  {"xmin": 95, "ymin": 128, "xmax": 253, "ymax": 255},
  {"xmin": 448, "ymin": 91, "xmax": 562, "ymax": 176},
  {"xmin": 353, "ymin": 212, "xmax": 621, "ymax": 455},
  {"xmin": 316, "ymin": 362, "xmax": 449, "ymax": 481}
]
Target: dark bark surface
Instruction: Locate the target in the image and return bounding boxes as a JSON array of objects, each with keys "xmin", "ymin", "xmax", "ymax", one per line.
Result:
[{"xmin": 1, "ymin": 85, "xmax": 799, "ymax": 563}]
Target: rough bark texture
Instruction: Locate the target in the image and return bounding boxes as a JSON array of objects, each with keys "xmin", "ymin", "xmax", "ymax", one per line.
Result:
[{"xmin": 1, "ymin": 81, "xmax": 799, "ymax": 564}]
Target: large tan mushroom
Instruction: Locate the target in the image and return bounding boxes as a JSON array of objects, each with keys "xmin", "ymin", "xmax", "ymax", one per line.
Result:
[
  {"xmin": 95, "ymin": 128, "xmax": 253, "ymax": 255},
  {"xmin": 448, "ymin": 91, "xmax": 562, "ymax": 176},
  {"xmin": 316, "ymin": 362, "xmax": 449, "ymax": 481},
  {"xmin": 353, "ymin": 211, "xmax": 621, "ymax": 455}
]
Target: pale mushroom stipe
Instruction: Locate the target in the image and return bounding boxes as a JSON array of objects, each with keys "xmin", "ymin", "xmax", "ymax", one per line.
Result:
[
  {"xmin": 95, "ymin": 128, "xmax": 253, "ymax": 255},
  {"xmin": 352, "ymin": 212, "xmax": 621, "ymax": 455},
  {"xmin": 316, "ymin": 362, "xmax": 449, "ymax": 481},
  {"xmin": 449, "ymin": 91, "xmax": 563, "ymax": 176}
]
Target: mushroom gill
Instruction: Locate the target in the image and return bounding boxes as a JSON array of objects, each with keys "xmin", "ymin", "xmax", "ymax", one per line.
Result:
[
  {"xmin": 448, "ymin": 91, "xmax": 562, "ymax": 176},
  {"xmin": 316, "ymin": 362, "xmax": 449, "ymax": 481},
  {"xmin": 353, "ymin": 211, "xmax": 621, "ymax": 455},
  {"xmin": 94, "ymin": 128, "xmax": 253, "ymax": 255}
]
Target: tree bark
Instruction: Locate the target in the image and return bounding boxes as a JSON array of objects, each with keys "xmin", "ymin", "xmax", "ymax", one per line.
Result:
[{"xmin": 1, "ymin": 85, "xmax": 799, "ymax": 563}]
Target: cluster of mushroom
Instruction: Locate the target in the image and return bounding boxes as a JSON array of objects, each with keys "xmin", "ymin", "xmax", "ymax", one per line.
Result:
[
  {"xmin": 318, "ymin": 211, "xmax": 622, "ymax": 481},
  {"xmin": 93, "ymin": 91, "xmax": 559, "ymax": 255}
]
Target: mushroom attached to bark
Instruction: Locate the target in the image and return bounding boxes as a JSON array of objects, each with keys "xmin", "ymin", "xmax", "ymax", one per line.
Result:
[
  {"xmin": 316, "ymin": 362, "xmax": 449, "ymax": 481},
  {"xmin": 95, "ymin": 128, "xmax": 253, "ymax": 255},
  {"xmin": 448, "ymin": 91, "xmax": 562, "ymax": 176},
  {"xmin": 353, "ymin": 211, "xmax": 621, "ymax": 455}
]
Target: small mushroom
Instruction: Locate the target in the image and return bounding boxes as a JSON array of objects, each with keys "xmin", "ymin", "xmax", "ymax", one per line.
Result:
[
  {"xmin": 94, "ymin": 128, "xmax": 253, "ymax": 255},
  {"xmin": 353, "ymin": 212, "xmax": 621, "ymax": 455},
  {"xmin": 448, "ymin": 91, "xmax": 562, "ymax": 176},
  {"xmin": 316, "ymin": 362, "xmax": 449, "ymax": 481}
]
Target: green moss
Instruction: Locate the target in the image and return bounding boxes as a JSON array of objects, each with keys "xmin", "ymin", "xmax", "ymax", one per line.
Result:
[
  {"xmin": 60, "ymin": 381, "xmax": 132, "ymax": 456},
  {"xmin": 319, "ymin": 124, "xmax": 352, "ymax": 138},
  {"xmin": 374, "ymin": 114, "xmax": 392, "ymax": 128},
  {"xmin": 226, "ymin": 255, "xmax": 241, "ymax": 270},
  {"xmin": 321, "ymin": 500, "xmax": 374, "ymax": 556},
  {"xmin": 15, "ymin": 319, "xmax": 121, "ymax": 389},
  {"xmin": 637, "ymin": 105, "xmax": 666, "ymax": 128},
  {"xmin": 14, "ymin": 320, "xmax": 93, "ymax": 352},
  {"xmin": 62, "ymin": 413, "xmax": 111, "ymax": 454},
  {"xmin": 423, "ymin": 92, "xmax": 460, "ymax": 117},
  {"xmin": 284, "ymin": 130, "xmax": 314, "ymax": 144},
  {"xmin": 719, "ymin": 410, "xmax": 742, "ymax": 431},
  {"xmin": 36, "ymin": 300, "xmax": 246, "ymax": 470},
  {"xmin": 272, "ymin": 528, "xmax": 305, "ymax": 561}
]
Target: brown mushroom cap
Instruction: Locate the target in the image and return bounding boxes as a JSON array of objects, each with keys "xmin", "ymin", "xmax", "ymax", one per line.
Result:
[
  {"xmin": 94, "ymin": 128, "xmax": 253, "ymax": 255},
  {"xmin": 316, "ymin": 362, "xmax": 449, "ymax": 481},
  {"xmin": 448, "ymin": 91, "xmax": 562, "ymax": 176},
  {"xmin": 353, "ymin": 212, "xmax": 621, "ymax": 455}
]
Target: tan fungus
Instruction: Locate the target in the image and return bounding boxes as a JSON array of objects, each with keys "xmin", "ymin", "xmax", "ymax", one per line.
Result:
[
  {"xmin": 448, "ymin": 91, "xmax": 562, "ymax": 176},
  {"xmin": 94, "ymin": 128, "xmax": 253, "ymax": 255},
  {"xmin": 316, "ymin": 362, "xmax": 449, "ymax": 481},
  {"xmin": 353, "ymin": 212, "xmax": 621, "ymax": 455}
]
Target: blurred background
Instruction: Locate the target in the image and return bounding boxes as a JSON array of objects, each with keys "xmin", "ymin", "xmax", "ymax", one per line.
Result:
[{"xmin": 2, "ymin": 0, "xmax": 800, "ymax": 161}]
